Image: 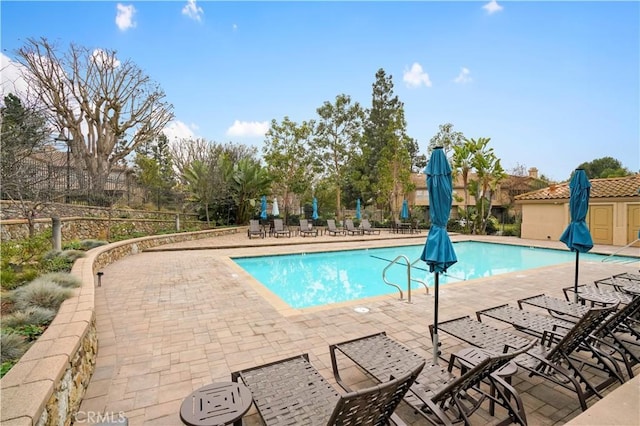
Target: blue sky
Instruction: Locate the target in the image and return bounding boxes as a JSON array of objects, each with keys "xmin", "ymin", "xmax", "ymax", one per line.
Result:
[{"xmin": 1, "ymin": 1, "xmax": 638, "ymax": 181}]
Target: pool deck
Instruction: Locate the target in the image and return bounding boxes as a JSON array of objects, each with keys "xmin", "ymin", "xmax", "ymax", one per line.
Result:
[{"xmin": 79, "ymin": 231, "xmax": 640, "ymax": 425}]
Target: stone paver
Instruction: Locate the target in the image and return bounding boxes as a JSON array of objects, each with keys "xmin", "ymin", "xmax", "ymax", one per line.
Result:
[{"xmin": 79, "ymin": 231, "xmax": 640, "ymax": 425}]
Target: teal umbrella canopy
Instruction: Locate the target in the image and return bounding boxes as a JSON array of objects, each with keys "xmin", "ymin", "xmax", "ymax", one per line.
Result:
[
  {"xmin": 401, "ymin": 199, "xmax": 409, "ymax": 220},
  {"xmin": 421, "ymin": 148, "xmax": 457, "ymax": 273},
  {"xmin": 559, "ymin": 169, "xmax": 593, "ymax": 253},
  {"xmin": 559, "ymin": 169, "xmax": 593, "ymax": 302},
  {"xmin": 420, "ymin": 147, "xmax": 457, "ymax": 365},
  {"xmin": 312, "ymin": 198, "xmax": 319, "ymax": 220},
  {"xmin": 260, "ymin": 195, "xmax": 268, "ymax": 220},
  {"xmin": 355, "ymin": 199, "xmax": 361, "ymax": 220}
]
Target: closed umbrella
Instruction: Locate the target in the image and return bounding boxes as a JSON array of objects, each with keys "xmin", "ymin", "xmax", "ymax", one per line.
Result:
[
  {"xmin": 401, "ymin": 199, "xmax": 410, "ymax": 220},
  {"xmin": 559, "ymin": 169, "xmax": 593, "ymax": 302},
  {"xmin": 420, "ymin": 147, "xmax": 457, "ymax": 365},
  {"xmin": 312, "ymin": 198, "xmax": 319, "ymax": 222},
  {"xmin": 355, "ymin": 199, "xmax": 361, "ymax": 220},
  {"xmin": 260, "ymin": 195, "xmax": 268, "ymax": 220},
  {"xmin": 272, "ymin": 198, "xmax": 279, "ymax": 217}
]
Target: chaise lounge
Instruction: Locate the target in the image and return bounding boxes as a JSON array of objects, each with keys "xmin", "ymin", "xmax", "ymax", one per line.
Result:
[
  {"xmin": 298, "ymin": 219, "xmax": 318, "ymax": 237},
  {"xmin": 272, "ymin": 218, "xmax": 291, "ymax": 238},
  {"xmin": 434, "ymin": 303, "xmax": 624, "ymax": 412},
  {"xmin": 326, "ymin": 219, "xmax": 346, "ymax": 236},
  {"xmin": 330, "ymin": 332, "xmax": 534, "ymax": 425},
  {"xmin": 247, "ymin": 219, "xmax": 265, "ymax": 239},
  {"xmin": 360, "ymin": 219, "xmax": 380, "ymax": 235},
  {"xmin": 345, "ymin": 219, "xmax": 363, "ymax": 236},
  {"xmin": 231, "ymin": 353, "xmax": 424, "ymax": 425}
]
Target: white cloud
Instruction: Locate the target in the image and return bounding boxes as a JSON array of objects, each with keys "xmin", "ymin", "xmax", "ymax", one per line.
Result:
[
  {"xmin": 0, "ymin": 53, "xmax": 30, "ymax": 99},
  {"xmin": 483, "ymin": 0, "xmax": 503, "ymax": 15},
  {"xmin": 454, "ymin": 67, "xmax": 472, "ymax": 84},
  {"xmin": 163, "ymin": 120, "xmax": 197, "ymax": 141},
  {"xmin": 115, "ymin": 4, "xmax": 136, "ymax": 31},
  {"xmin": 91, "ymin": 49, "xmax": 121, "ymax": 69},
  {"xmin": 182, "ymin": 0, "xmax": 204, "ymax": 22},
  {"xmin": 226, "ymin": 120, "xmax": 269, "ymax": 137},
  {"xmin": 403, "ymin": 63, "xmax": 432, "ymax": 88}
]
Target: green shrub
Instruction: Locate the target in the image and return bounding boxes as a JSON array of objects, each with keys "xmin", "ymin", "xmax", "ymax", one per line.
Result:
[
  {"xmin": 502, "ymin": 224, "xmax": 518, "ymax": 237},
  {"xmin": 40, "ymin": 250, "xmax": 84, "ymax": 273},
  {"xmin": 485, "ymin": 216, "xmax": 499, "ymax": 235},
  {"xmin": 2, "ymin": 307, "xmax": 56, "ymax": 328},
  {"xmin": 60, "ymin": 250, "xmax": 86, "ymax": 262},
  {"xmin": 0, "ymin": 230, "xmax": 52, "ymax": 269},
  {"xmin": 1, "ymin": 268, "xmax": 39, "ymax": 290},
  {"xmin": 0, "ymin": 332, "xmax": 27, "ymax": 363},
  {"xmin": 79, "ymin": 239, "xmax": 108, "ymax": 250},
  {"xmin": 41, "ymin": 257, "xmax": 73, "ymax": 273},
  {"xmin": 32, "ymin": 272, "xmax": 81, "ymax": 288},
  {"xmin": 13, "ymin": 281, "xmax": 73, "ymax": 311},
  {"xmin": 1, "ymin": 361, "xmax": 17, "ymax": 378},
  {"xmin": 0, "ymin": 269, "xmax": 18, "ymax": 290},
  {"xmin": 11, "ymin": 324, "xmax": 46, "ymax": 341},
  {"xmin": 62, "ymin": 240, "xmax": 83, "ymax": 251}
]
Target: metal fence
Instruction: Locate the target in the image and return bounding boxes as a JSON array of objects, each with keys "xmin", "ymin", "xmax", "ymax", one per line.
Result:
[{"xmin": 1, "ymin": 155, "xmax": 143, "ymax": 207}]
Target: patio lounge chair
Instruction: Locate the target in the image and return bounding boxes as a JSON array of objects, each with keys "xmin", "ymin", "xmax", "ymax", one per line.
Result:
[
  {"xmin": 595, "ymin": 276, "xmax": 640, "ymax": 295},
  {"xmin": 614, "ymin": 272, "xmax": 640, "ymax": 282},
  {"xmin": 434, "ymin": 303, "xmax": 624, "ymax": 411},
  {"xmin": 326, "ymin": 219, "xmax": 346, "ymax": 236},
  {"xmin": 247, "ymin": 220, "xmax": 265, "ymax": 239},
  {"xmin": 477, "ymin": 300, "xmax": 638, "ymax": 380},
  {"xmin": 517, "ymin": 294, "xmax": 590, "ymax": 320},
  {"xmin": 330, "ymin": 332, "xmax": 533, "ymax": 426},
  {"xmin": 231, "ymin": 353, "xmax": 424, "ymax": 425},
  {"xmin": 298, "ymin": 219, "xmax": 318, "ymax": 237},
  {"xmin": 345, "ymin": 219, "xmax": 363, "ymax": 236},
  {"xmin": 272, "ymin": 218, "xmax": 291, "ymax": 238},
  {"xmin": 360, "ymin": 219, "xmax": 380, "ymax": 235},
  {"xmin": 563, "ymin": 284, "xmax": 634, "ymax": 307}
]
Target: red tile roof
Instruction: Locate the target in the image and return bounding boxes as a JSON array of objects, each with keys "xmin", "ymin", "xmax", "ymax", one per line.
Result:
[{"xmin": 515, "ymin": 174, "xmax": 640, "ymax": 201}]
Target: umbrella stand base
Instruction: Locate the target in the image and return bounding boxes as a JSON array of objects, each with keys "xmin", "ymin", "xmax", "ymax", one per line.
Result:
[{"xmin": 432, "ymin": 334, "xmax": 440, "ymax": 365}]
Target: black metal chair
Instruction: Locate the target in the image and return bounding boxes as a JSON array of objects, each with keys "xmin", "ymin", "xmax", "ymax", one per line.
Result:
[
  {"xmin": 436, "ymin": 303, "xmax": 624, "ymax": 412},
  {"xmin": 330, "ymin": 332, "xmax": 533, "ymax": 425},
  {"xmin": 232, "ymin": 353, "xmax": 424, "ymax": 425}
]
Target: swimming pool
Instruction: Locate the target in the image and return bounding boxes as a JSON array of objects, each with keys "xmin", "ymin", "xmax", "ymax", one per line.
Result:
[{"xmin": 232, "ymin": 241, "xmax": 638, "ymax": 309}]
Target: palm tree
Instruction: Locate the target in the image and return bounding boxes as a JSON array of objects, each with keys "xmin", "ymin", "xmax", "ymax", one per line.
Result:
[
  {"xmin": 183, "ymin": 160, "xmax": 216, "ymax": 225},
  {"xmin": 452, "ymin": 140, "xmax": 476, "ymax": 233},
  {"xmin": 225, "ymin": 157, "xmax": 271, "ymax": 224},
  {"xmin": 471, "ymin": 138, "xmax": 506, "ymax": 234}
]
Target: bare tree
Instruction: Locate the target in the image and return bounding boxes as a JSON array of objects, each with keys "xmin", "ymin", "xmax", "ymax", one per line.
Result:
[{"xmin": 14, "ymin": 37, "xmax": 174, "ymax": 193}]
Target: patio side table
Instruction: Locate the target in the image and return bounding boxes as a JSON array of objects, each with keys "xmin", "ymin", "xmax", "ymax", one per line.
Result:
[{"xmin": 180, "ymin": 381, "xmax": 253, "ymax": 426}]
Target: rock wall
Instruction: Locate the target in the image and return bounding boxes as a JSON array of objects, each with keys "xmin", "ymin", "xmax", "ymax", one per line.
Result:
[{"xmin": 1, "ymin": 199, "xmax": 209, "ymax": 243}]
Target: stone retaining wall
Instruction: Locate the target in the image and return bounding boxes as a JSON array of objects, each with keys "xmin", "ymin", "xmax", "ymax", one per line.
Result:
[
  {"xmin": 0, "ymin": 200, "xmax": 205, "ymax": 243},
  {"xmin": 0, "ymin": 216, "xmax": 209, "ymax": 243},
  {"xmin": 0, "ymin": 227, "xmax": 241, "ymax": 426}
]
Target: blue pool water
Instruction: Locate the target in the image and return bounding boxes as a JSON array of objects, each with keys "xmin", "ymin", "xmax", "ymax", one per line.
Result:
[{"xmin": 232, "ymin": 241, "xmax": 638, "ymax": 309}]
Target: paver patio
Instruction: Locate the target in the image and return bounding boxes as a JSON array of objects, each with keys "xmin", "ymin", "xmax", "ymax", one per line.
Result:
[{"xmin": 78, "ymin": 231, "xmax": 640, "ymax": 425}]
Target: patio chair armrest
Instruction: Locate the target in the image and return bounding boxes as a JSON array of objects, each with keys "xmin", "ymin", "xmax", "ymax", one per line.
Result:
[{"xmin": 541, "ymin": 329, "xmax": 562, "ymax": 347}]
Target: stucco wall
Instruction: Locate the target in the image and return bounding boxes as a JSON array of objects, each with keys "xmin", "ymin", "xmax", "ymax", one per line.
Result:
[
  {"xmin": 519, "ymin": 201, "xmax": 640, "ymax": 246},
  {"xmin": 520, "ymin": 202, "xmax": 567, "ymax": 241}
]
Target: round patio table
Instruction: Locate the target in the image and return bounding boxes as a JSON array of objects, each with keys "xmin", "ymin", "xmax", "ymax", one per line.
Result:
[{"xmin": 180, "ymin": 381, "xmax": 252, "ymax": 426}]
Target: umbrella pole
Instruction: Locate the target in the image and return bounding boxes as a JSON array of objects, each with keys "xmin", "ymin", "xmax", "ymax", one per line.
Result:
[
  {"xmin": 433, "ymin": 272, "xmax": 439, "ymax": 365},
  {"xmin": 574, "ymin": 251, "xmax": 579, "ymax": 303}
]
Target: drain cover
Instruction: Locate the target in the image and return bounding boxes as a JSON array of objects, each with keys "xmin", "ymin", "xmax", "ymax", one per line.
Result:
[{"xmin": 354, "ymin": 307, "xmax": 370, "ymax": 313}]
